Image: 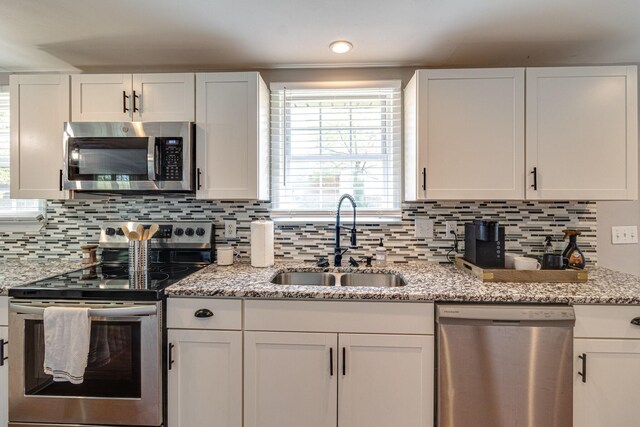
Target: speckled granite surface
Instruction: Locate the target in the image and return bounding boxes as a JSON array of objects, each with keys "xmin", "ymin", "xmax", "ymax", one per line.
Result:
[
  {"xmin": 0, "ymin": 259, "xmax": 87, "ymax": 295},
  {"xmin": 165, "ymin": 262, "xmax": 640, "ymax": 304}
]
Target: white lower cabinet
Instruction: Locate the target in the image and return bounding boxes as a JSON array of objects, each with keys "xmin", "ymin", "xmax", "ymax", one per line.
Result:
[
  {"xmin": 573, "ymin": 339, "xmax": 640, "ymax": 427},
  {"xmin": 244, "ymin": 331, "xmax": 338, "ymax": 427},
  {"xmin": 244, "ymin": 301, "xmax": 435, "ymax": 427},
  {"xmin": 166, "ymin": 297, "xmax": 243, "ymax": 427},
  {"xmin": 338, "ymin": 334, "xmax": 433, "ymax": 427},
  {"xmin": 573, "ymin": 305, "xmax": 640, "ymax": 427}
]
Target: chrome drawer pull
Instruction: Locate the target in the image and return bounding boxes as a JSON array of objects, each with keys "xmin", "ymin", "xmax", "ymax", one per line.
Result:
[{"xmin": 630, "ymin": 317, "xmax": 640, "ymax": 326}]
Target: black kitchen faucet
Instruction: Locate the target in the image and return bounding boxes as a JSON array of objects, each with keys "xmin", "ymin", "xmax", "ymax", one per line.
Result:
[{"xmin": 334, "ymin": 194, "xmax": 357, "ymax": 267}]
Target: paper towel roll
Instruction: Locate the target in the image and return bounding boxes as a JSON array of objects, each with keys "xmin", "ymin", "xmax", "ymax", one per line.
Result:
[{"xmin": 251, "ymin": 219, "xmax": 274, "ymax": 267}]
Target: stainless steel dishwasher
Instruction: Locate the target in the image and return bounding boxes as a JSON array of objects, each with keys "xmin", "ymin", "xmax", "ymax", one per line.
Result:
[{"xmin": 436, "ymin": 304, "xmax": 575, "ymax": 427}]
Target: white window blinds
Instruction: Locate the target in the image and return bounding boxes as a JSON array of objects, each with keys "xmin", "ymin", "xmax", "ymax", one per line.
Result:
[
  {"xmin": 0, "ymin": 87, "xmax": 45, "ymax": 220},
  {"xmin": 270, "ymin": 82, "xmax": 401, "ymax": 214}
]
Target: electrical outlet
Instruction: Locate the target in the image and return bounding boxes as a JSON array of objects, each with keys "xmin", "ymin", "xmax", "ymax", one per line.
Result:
[
  {"xmin": 445, "ymin": 221, "xmax": 457, "ymax": 239},
  {"xmin": 612, "ymin": 225, "xmax": 638, "ymax": 245},
  {"xmin": 415, "ymin": 217, "xmax": 434, "ymax": 238},
  {"xmin": 224, "ymin": 220, "xmax": 237, "ymax": 239}
]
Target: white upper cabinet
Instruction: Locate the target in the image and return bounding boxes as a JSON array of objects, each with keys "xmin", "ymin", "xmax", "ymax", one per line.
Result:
[
  {"xmin": 71, "ymin": 73, "xmax": 195, "ymax": 122},
  {"xmin": 526, "ymin": 66, "xmax": 638, "ymax": 200},
  {"xmin": 195, "ymin": 72, "xmax": 270, "ymax": 200},
  {"xmin": 10, "ymin": 74, "xmax": 70, "ymax": 199},
  {"xmin": 404, "ymin": 68, "xmax": 525, "ymax": 201},
  {"xmin": 132, "ymin": 73, "xmax": 194, "ymax": 121}
]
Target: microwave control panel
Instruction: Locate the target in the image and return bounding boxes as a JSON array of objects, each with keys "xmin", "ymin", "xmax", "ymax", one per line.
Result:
[{"xmin": 158, "ymin": 137, "xmax": 183, "ymax": 181}]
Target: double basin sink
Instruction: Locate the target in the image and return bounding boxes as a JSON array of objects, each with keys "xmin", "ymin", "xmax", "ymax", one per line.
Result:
[{"xmin": 271, "ymin": 271, "xmax": 406, "ymax": 288}]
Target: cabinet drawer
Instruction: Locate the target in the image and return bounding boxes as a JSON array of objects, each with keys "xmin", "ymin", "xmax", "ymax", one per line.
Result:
[
  {"xmin": 168, "ymin": 298, "xmax": 241, "ymax": 330},
  {"xmin": 574, "ymin": 305, "xmax": 640, "ymax": 339},
  {"xmin": 245, "ymin": 300, "xmax": 434, "ymax": 335}
]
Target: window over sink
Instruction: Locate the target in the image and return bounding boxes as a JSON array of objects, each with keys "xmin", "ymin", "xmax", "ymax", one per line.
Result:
[
  {"xmin": 270, "ymin": 81, "xmax": 401, "ymax": 220},
  {"xmin": 0, "ymin": 86, "xmax": 45, "ymax": 225}
]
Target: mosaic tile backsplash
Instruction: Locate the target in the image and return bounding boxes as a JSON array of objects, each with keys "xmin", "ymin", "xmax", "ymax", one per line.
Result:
[{"xmin": 0, "ymin": 195, "xmax": 597, "ymax": 265}]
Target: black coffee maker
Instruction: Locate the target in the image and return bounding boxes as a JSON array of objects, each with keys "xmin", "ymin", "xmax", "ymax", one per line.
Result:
[{"xmin": 464, "ymin": 220, "xmax": 505, "ymax": 268}]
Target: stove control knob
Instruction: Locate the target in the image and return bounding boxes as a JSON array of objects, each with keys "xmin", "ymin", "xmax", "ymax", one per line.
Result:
[
  {"xmin": 185, "ymin": 227, "xmax": 195, "ymax": 237},
  {"xmin": 174, "ymin": 227, "xmax": 184, "ymax": 236},
  {"xmin": 105, "ymin": 227, "xmax": 116, "ymax": 236},
  {"xmin": 196, "ymin": 227, "xmax": 206, "ymax": 237},
  {"xmin": 116, "ymin": 228, "xmax": 125, "ymax": 236}
]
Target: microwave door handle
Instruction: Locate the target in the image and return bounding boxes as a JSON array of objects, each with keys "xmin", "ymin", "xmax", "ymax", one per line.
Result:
[
  {"xmin": 9, "ymin": 303, "xmax": 157, "ymax": 317},
  {"xmin": 148, "ymin": 137, "xmax": 158, "ymax": 181}
]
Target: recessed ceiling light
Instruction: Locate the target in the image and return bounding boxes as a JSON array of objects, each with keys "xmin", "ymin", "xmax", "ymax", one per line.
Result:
[{"xmin": 329, "ymin": 40, "xmax": 353, "ymax": 54}]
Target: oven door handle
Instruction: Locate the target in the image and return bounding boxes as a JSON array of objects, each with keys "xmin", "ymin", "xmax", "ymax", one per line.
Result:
[{"xmin": 9, "ymin": 303, "xmax": 157, "ymax": 317}]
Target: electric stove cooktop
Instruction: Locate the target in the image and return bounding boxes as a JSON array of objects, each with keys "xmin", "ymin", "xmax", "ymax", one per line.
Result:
[{"xmin": 9, "ymin": 262, "xmax": 206, "ymax": 300}]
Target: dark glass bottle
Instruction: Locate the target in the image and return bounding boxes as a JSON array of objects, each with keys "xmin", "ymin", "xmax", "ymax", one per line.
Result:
[{"xmin": 562, "ymin": 230, "xmax": 586, "ymax": 269}]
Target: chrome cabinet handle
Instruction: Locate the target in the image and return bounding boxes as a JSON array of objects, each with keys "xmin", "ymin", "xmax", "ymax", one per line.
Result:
[{"xmin": 194, "ymin": 308, "xmax": 214, "ymax": 318}]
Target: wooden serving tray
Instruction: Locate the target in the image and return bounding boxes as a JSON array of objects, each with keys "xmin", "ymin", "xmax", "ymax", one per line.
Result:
[{"xmin": 455, "ymin": 257, "xmax": 588, "ymax": 283}]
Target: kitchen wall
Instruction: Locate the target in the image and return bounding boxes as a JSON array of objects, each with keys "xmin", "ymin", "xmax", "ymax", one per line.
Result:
[
  {"xmin": 0, "ymin": 195, "xmax": 597, "ymax": 265},
  {"xmin": 596, "ymin": 66, "xmax": 640, "ymax": 275}
]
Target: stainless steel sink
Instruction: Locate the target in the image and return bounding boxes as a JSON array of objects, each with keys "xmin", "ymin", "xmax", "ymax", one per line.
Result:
[
  {"xmin": 339, "ymin": 273, "xmax": 406, "ymax": 287},
  {"xmin": 271, "ymin": 272, "xmax": 336, "ymax": 286}
]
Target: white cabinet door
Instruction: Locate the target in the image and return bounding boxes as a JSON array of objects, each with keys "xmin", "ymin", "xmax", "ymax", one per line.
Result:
[
  {"xmin": 71, "ymin": 74, "xmax": 132, "ymax": 121},
  {"xmin": 405, "ymin": 68, "xmax": 525, "ymax": 200},
  {"xmin": 10, "ymin": 74, "xmax": 69, "ymax": 199},
  {"xmin": 0, "ymin": 327, "xmax": 6, "ymax": 427},
  {"xmin": 167, "ymin": 329, "xmax": 242, "ymax": 427},
  {"xmin": 526, "ymin": 66, "xmax": 638, "ymax": 200},
  {"xmin": 195, "ymin": 72, "xmax": 269, "ymax": 200},
  {"xmin": 244, "ymin": 331, "xmax": 337, "ymax": 427},
  {"xmin": 132, "ymin": 73, "xmax": 194, "ymax": 121},
  {"xmin": 574, "ymin": 339, "xmax": 640, "ymax": 427},
  {"xmin": 338, "ymin": 334, "xmax": 434, "ymax": 427}
]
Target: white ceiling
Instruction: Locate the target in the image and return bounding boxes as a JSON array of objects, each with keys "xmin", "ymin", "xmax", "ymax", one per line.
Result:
[{"xmin": 1, "ymin": 0, "xmax": 640, "ymax": 72}]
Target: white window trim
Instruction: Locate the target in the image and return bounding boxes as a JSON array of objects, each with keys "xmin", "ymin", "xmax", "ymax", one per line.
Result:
[{"xmin": 270, "ymin": 80, "xmax": 402, "ymax": 218}]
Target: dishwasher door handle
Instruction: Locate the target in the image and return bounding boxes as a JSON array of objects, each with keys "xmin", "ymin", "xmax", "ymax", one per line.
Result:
[{"xmin": 578, "ymin": 353, "xmax": 587, "ymax": 383}]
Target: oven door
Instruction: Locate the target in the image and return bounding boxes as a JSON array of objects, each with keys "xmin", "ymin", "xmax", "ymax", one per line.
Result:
[
  {"xmin": 63, "ymin": 125, "xmax": 155, "ymax": 191},
  {"xmin": 9, "ymin": 301, "xmax": 162, "ymax": 427}
]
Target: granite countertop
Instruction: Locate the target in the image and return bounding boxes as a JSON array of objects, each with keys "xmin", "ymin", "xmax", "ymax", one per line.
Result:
[
  {"xmin": 165, "ymin": 262, "xmax": 640, "ymax": 304},
  {"xmin": 0, "ymin": 259, "xmax": 88, "ymax": 295}
]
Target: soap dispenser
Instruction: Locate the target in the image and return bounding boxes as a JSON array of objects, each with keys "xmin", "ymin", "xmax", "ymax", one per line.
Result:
[
  {"xmin": 562, "ymin": 230, "xmax": 586, "ymax": 270},
  {"xmin": 375, "ymin": 238, "xmax": 387, "ymax": 265}
]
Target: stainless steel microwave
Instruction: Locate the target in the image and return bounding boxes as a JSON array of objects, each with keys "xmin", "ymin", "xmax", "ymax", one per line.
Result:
[{"xmin": 63, "ymin": 121, "xmax": 194, "ymax": 192}]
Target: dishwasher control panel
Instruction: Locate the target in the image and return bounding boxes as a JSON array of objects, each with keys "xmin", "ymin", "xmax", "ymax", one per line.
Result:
[{"xmin": 436, "ymin": 304, "xmax": 575, "ymax": 322}]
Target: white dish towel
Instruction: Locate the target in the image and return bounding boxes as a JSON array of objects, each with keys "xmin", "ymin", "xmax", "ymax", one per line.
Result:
[{"xmin": 43, "ymin": 306, "xmax": 92, "ymax": 384}]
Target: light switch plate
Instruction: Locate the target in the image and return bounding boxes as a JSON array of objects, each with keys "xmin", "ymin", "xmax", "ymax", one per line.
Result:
[
  {"xmin": 415, "ymin": 217, "xmax": 434, "ymax": 238},
  {"xmin": 612, "ymin": 225, "xmax": 638, "ymax": 245}
]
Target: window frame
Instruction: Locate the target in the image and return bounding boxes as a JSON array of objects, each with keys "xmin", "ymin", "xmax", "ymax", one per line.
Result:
[{"xmin": 269, "ymin": 80, "xmax": 402, "ymax": 219}]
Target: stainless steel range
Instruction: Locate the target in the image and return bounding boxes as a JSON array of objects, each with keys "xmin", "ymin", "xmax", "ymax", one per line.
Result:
[{"xmin": 8, "ymin": 221, "xmax": 214, "ymax": 427}]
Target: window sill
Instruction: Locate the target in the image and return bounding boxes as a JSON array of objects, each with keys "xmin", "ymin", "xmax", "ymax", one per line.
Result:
[
  {"xmin": 0, "ymin": 220, "xmax": 45, "ymax": 232},
  {"xmin": 272, "ymin": 215, "xmax": 402, "ymax": 225}
]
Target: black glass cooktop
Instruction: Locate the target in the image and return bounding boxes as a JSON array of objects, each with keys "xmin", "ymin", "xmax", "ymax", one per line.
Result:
[{"xmin": 9, "ymin": 263, "xmax": 206, "ymax": 301}]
